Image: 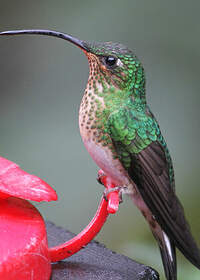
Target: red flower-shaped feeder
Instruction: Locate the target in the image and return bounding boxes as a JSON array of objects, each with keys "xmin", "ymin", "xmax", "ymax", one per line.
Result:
[{"xmin": 0, "ymin": 156, "xmax": 120, "ymax": 279}]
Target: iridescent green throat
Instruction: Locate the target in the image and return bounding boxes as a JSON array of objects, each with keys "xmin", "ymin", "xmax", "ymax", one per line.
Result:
[{"xmin": 86, "ymin": 51, "xmax": 147, "ymax": 114}]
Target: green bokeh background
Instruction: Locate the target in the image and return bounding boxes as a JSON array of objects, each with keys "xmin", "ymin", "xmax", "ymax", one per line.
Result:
[{"xmin": 0, "ymin": 1, "xmax": 199, "ymax": 279}]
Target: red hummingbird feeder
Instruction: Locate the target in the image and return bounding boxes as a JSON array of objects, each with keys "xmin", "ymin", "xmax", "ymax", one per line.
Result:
[{"xmin": 0, "ymin": 156, "xmax": 120, "ymax": 279}]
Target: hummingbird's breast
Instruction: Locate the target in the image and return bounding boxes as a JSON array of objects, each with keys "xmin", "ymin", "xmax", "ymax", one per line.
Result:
[{"xmin": 79, "ymin": 71, "xmax": 131, "ymax": 187}]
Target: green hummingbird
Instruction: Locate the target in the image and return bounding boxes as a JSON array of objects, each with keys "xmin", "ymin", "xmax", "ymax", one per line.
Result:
[{"xmin": 1, "ymin": 29, "xmax": 200, "ymax": 280}]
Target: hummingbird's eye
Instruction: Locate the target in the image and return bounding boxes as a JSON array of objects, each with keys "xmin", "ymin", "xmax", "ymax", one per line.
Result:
[{"xmin": 104, "ymin": 56, "xmax": 118, "ymax": 67}]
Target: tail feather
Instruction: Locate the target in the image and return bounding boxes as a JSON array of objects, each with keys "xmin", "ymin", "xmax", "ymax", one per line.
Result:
[
  {"xmin": 159, "ymin": 232, "xmax": 177, "ymax": 280},
  {"xmin": 131, "ymin": 193, "xmax": 178, "ymax": 279}
]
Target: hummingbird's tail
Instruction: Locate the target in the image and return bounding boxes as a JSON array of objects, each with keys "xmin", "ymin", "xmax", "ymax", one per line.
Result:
[
  {"xmin": 157, "ymin": 231, "xmax": 177, "ymax": 280},
  {"xmin": 132, "ymin": 193, "xmax": 177, "ymax": 279}
]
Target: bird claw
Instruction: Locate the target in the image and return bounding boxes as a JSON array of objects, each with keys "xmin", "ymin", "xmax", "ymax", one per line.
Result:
[
  {"xmin": 103, "ymin": 187, "xmax": 123, "ymax": 203},
  {"xmin": 97, "ymin": 169, "xmax": 106, "ymax": 185},
  {"xmin": 97, "ymin": 176, "xmax": 104, "ymax": 186},
  {"xmin": 97, "ymin": 169, "xmax": 115, "ymax": 188}
]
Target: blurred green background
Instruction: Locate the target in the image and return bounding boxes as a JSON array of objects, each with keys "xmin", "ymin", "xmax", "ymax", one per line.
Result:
[{"xmin": 0, "ymin": 1, "xmax": 200, "ymax": 279}]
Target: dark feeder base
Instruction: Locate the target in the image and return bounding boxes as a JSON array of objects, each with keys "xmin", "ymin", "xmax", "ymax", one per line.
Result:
[{"xmin": 46, "ymin": 222, "xmax": 159, "ymax": 280}]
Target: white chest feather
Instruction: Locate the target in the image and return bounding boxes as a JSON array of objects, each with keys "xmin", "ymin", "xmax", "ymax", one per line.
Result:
[{"xmin": 82, "ymin": 138, "xmax": 130, "ymax": 186}]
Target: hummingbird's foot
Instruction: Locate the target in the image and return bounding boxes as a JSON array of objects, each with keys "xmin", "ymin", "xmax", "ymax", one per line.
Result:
[
  {"xmin": 97, "ymin": 169, "xmax": 106, "ymax": 185},
  {"xmin": 103, "ymin": 187, "xmax": 123, "ymax": 203},
  {"xmin": 97, "ymin": 169, "xmax": 116, "ymax": 189},
  {"xmin": 97, "ymin": 176, "xmax": 104, "ymax": 185},
  {"xmin": 97, "ymin": 169, "xmax": 123, "ymax": 202},
  {"xmin": 97, "ymin": 169, "xmax": 122, "ymax": 213}
]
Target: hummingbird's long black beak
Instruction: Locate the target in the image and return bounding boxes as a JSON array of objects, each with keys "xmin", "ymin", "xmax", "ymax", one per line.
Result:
[{"xmin": 0, "ymin": 29, "xmax": 88, "ymax": 51}]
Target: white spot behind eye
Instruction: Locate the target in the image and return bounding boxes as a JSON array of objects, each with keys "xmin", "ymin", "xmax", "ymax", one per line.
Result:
[{"xmin": 116, "ymin": 59, "xmax": 123, "ymax": 67}]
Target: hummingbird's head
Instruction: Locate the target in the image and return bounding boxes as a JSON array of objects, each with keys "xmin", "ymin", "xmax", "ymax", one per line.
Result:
[
  {"xmin": 82, "ymin": 41, "xmax": 145, "ymax": 92},
  {"xmin": 0, "ymin": 29, "xmax": 145, "ymax": 95}
]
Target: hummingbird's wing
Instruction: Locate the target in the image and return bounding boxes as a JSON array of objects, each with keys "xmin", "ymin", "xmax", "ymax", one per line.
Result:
[
  {"xmin": 128, "ymin": 141, "xmax": 200, "ymax": 269},
  {"xmin": 107, "ymin": 108, "xmax": 200, "ymax": 269}
]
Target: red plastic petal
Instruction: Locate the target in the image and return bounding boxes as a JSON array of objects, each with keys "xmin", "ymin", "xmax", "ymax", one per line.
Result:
[
  {"xmin": 0, "ymin": 157, "xmax": 57, "ymax": 202},
  {"xmin": 0, "ymin": 197, "xmax": 51, "ymax": 280}
]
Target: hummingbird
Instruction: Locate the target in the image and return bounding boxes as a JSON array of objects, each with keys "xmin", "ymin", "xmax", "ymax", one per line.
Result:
[{"xmin": 1, "ymin": 29, "xmax": 200, "ymax": 280}]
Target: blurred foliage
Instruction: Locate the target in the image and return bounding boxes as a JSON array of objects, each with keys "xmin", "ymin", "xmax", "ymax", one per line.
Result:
[{"xmin": 0, "ymin": 0, "xmax": 200, "ymax": 278}]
